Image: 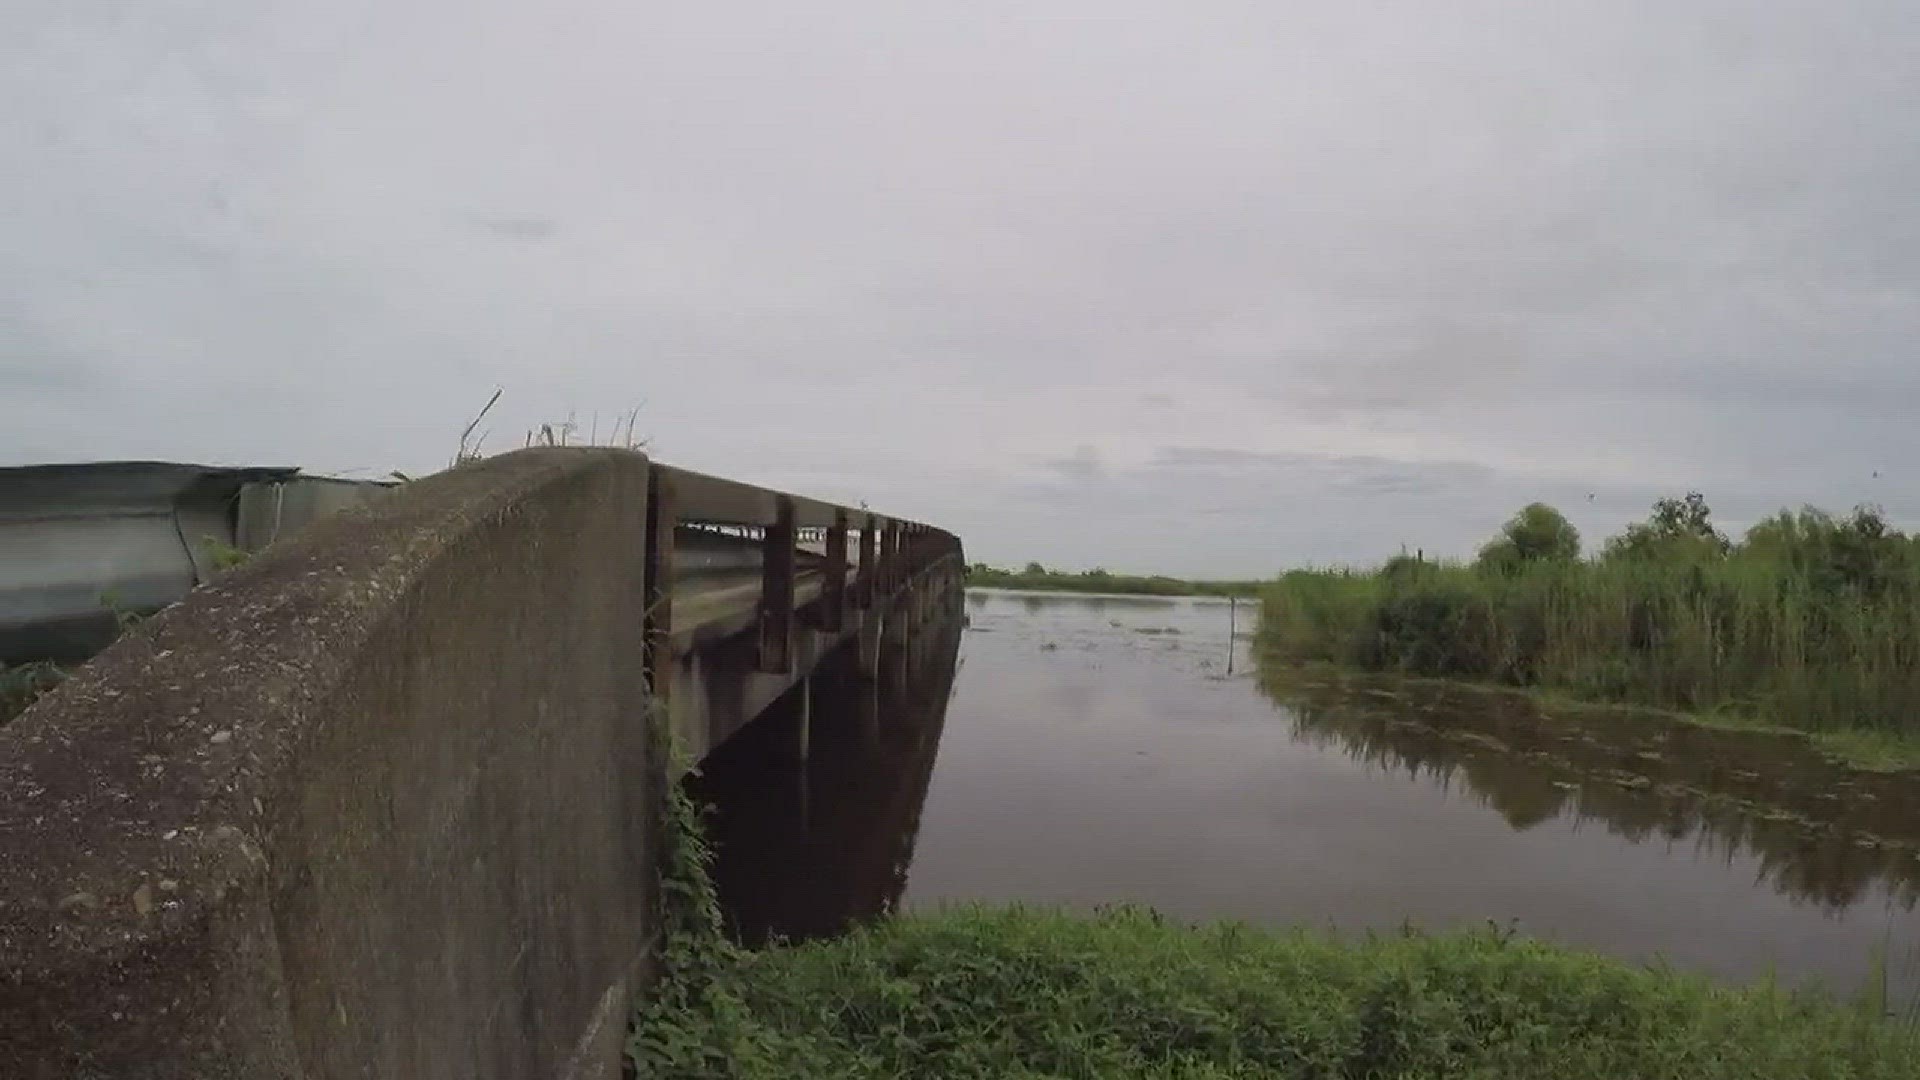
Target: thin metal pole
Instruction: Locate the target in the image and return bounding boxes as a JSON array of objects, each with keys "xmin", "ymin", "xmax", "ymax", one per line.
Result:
[{"xmin": 1227, "ymin": 596, "xmax": 1236, "ymax": 675}]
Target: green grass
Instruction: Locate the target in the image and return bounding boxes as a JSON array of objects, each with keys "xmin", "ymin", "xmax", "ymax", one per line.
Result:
[
  {"xmin": 633, "ymin": 774, "xmax": 1920, "ymax": 1079},
  {"xmin": 967, "ymin": 563, "xmax": 1263, "ymax": 598},
  {"xmin": 634, "ymin": 905, "xmax": 1920, "ymax": 1079}
]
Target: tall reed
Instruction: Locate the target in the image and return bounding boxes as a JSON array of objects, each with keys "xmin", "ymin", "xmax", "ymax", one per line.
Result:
[{"xmin": 1262, "ymin": 503, "xmax": 1920, "ymax": 740}]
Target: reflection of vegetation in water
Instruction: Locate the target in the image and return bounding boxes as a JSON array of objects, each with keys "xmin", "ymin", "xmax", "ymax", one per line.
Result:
[
  {"xmin": 968, "ymin": 561, "xmax": 1261, "ymax": 597},
  {"xmin": 984, "ymin": 589, "xmax": 1182, "ymax": 617},
  {"xmin": 1263, "ymin": 664, "xmax": 1920, "ymax": 912},
  {"xmin": 1263, "ymin": 496, "xmax": 1920, "ymax": 765}
]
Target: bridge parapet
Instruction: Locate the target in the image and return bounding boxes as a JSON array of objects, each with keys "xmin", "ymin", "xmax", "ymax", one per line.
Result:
[{"xmin": 0, "ymin": 449, "xmax": 962, "ymax": 1079}]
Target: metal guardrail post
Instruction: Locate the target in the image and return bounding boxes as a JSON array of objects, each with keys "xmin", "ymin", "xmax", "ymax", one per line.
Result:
[{"xmin": 758, "ymin": 496, "xmax": 796, "ymax": 673}]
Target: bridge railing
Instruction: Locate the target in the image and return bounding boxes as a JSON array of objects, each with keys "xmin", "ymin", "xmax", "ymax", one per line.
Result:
[
  {"xmin": 641, "ymin": 463, "xmax": 962, "ymax": 688},
  {"xmin": 0, "ymin": 449, "xmax": 965, "ymax": 1080}
]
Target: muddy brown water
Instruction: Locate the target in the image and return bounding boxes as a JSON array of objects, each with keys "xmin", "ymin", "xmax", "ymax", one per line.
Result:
[{"xmin": 693, "ymin": 588, "xmax": 1920, "ymax": 1003}]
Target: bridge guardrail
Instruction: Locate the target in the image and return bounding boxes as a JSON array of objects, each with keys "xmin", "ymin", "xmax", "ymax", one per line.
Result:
[
  {"xmin": 643, "ymin": 462, "xmax": 962, "ymax": 689},
  {"xmin": 0, "ymin": 448, "xmax": 966, "ymax": 1079}
]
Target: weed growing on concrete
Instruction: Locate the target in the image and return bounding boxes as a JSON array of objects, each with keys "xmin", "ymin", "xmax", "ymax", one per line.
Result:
[
  {"xmin": 0, "ymin": 661, "xmax": 64, "ymax": 728},
  {"xmin": 454, "ymin": 388, "xmax": 504, "ymax": 466},
  {"xmin": 452, "ymin": 388, "xmax": 649, "ymax": 466},
  {"xmin": 200, "ymin": 536, "xmax": 252, "ymax": 572},
  {"xmin": 628, "ymin": 731, "xmax": 819, "ymax": 1074}
]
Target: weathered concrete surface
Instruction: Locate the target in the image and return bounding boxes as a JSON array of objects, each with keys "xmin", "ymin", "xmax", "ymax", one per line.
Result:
[{"xmin": 0, "ymin": 449, "xmax": 658, "ymax": 1080}]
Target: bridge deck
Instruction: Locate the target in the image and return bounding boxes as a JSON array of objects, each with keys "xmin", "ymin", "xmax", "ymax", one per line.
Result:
[{"xmin": 668, "ymin": 569, "xmax": 828, "ymax": 648}]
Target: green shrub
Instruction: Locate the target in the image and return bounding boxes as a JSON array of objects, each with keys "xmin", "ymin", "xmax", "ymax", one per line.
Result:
[
  {"xmin": 635, "ymin": 906, "xmax": 1920, "ymax": 1079},
  {"xmin": 1261, "ymin": 496, "xmax": 1920, "ymax": 745}
]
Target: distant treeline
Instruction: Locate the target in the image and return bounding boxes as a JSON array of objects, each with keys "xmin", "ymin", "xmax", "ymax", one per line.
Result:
[
  {"xmin": 1261, "ymin": 494, "xmax": 1920, "ymax": 754},
  {"xmin": 965, "ymin": 563, "xmax": 1263, "ymax": 598}
]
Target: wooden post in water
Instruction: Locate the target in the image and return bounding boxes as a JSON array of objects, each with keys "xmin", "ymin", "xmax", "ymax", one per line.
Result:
[{"xmin": 1227, "ymin": 595, "xmax": 1236, "ymax": 675}]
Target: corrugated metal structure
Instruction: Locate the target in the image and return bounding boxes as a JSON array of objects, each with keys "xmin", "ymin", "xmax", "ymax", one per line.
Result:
[{"xmin": 0, "ymin": 463, "xmax": 392, "ymax": 663}]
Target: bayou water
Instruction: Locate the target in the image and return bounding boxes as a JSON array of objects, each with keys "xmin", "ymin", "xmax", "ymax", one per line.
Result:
[{"xmin": 693, "ymin": 588, "xmax": 1920, "ymax": 1004}]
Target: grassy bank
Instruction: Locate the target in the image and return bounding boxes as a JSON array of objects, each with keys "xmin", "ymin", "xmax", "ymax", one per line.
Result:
[
  {"xmin": 1260, "ymin": 498, "xmax": 1920, "ymax": 766},
  {"xmin": 636, "ymin": 909, "xmax": 1920, "ymax": 1079},
  {"xmin": 967, "ymin": 562, "xmax": 1263, "ymax": 597},
  {"xmin": 632, "ymin": 781, "xmax": 1920, "ymax": 1079}
]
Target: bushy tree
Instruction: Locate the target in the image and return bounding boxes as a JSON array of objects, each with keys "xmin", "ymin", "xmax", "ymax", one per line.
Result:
[
  {"xmin": 1605, "ymin": 493, "xmax": 1729, "ymax": 562},
  {"xmin": 1742, "ymin": 504, "xmax": 1913, "ymax": 597},
  {"xmin": 1476, "ymin": 503, "xmax": 1580, "ymax": 573}
]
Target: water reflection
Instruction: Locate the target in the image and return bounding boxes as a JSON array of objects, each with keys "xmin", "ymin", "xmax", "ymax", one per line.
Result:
[
  {"xmin": 690, "ymin": 626, "xmax": 962, "ymax": 945},
  {"xmin": 1265, "ymin": 668, "xmax": 1920, "ymax": 912},
  {"xmin": 698, "ymin": 589, "xmax": 1920, "ymax": 998},
  {"xmin": 972, "ymin": 589, "xmax": 1184, "ymax": 617}
]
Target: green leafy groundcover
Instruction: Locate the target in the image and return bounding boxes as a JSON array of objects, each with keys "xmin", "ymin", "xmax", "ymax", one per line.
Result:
[{"xmin": 631, "ymin": 904, "xmax": 1919, "ymax": 1079}]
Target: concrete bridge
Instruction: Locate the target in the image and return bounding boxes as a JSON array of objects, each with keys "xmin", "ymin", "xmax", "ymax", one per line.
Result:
[{"xmin": 0, "ymin": 449, "xmax": 965, "ymax": 1080}]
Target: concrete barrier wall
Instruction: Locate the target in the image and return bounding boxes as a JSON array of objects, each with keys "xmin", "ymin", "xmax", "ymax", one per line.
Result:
[{"xmin": 0, "ymin": 449, "xmax": 659, "ymax": 1080}]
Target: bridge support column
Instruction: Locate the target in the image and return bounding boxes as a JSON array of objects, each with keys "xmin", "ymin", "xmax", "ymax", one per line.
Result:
[
  {"xmin": 762, "ymin": 676, "xmax": 811, "ymax": 768},
  {"xmin": 795, "ymin": 676, "xmax": 811, "ymax": 765},
  {"xmin": 880, "ymin": 603, "xmax": 911, "ymax": 688},
  {"xmin": 758, "ymin": 497, "xmax": 796, "ymax": 674},
  {"xmin": 856, "ymin": 611, "xmax": 883, "ymax": 682},
  {"xmin": 808, "ymin": 656, "xmax": 881, "ymax": 749}
]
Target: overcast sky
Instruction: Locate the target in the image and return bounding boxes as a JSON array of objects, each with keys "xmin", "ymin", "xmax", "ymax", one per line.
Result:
[{"xmin": 6, "ymin": 1, "xmax": 1919, "ymax": 575}]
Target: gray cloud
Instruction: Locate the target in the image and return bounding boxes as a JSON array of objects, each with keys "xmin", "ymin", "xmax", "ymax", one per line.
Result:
[
  {"xmin": 0, "ymin": 303, "xmax": 101, "ymax": 390},
  {"xmin": 480, "ymin": 218, "xmax": 559, "ymax": 242},
  {"xmin": 0, "ymin": 360, "xmax": 94, "ymax": 391},
  {"xmin": 1043, "ymin": 445, "xmax": 1107, "ymax": 483},
  {"xmin": 5, "ymin": 0, "xmax": 1920, "ymax": 570}
]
